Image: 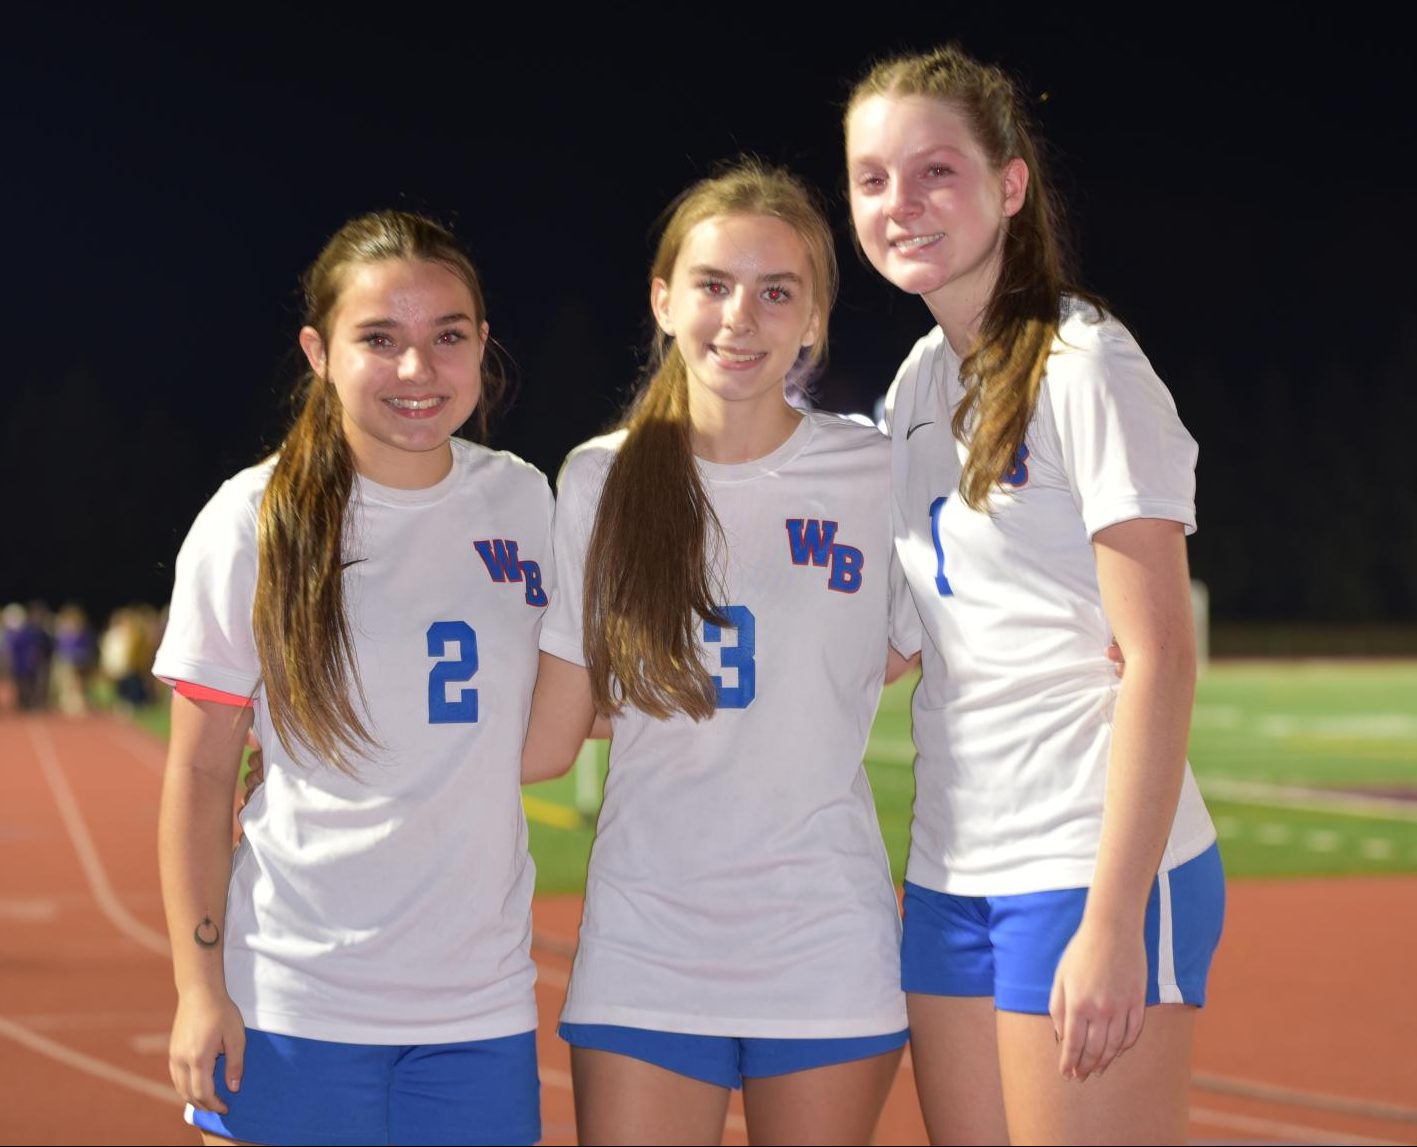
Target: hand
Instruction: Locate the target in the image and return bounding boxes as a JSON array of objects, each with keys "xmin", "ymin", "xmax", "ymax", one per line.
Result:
[
  {"xmin": 1105, "ymin": 638, "xmax": 1126, "ymax": 678},
  {"xmin": 1048, "ymin": 918, "xmax": 1146, "ymax": 1082},
  {"xmin": 168, "ymin": 986, "xmax": 246, "ymax": 1113}
]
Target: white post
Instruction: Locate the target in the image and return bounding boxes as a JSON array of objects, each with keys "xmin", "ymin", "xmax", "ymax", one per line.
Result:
[
  {"xmin": 1190, "ymin": 579, "xmax": 1210, "ymax": 672},
  {"xmin": 573, "ymin": 738, "xmax": 608, "ymax": 821}
]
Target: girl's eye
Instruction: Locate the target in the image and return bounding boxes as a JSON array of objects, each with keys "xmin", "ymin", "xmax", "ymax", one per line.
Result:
[
  {"xmin": 926, "ymin": 164, "xmax": 954, "ymax": 178},
  {"xmin": 854, "ymin": 173, "xmax": 886, "ymax": 191},
  {"xmin": 763, "ymin": 285, "xmax": 792, "ymax": 304},
  {"xmin": 363, "ymin": 333, "xmax": 395, "ymax": 349},
  {"xmin": 697, "ymin": 278, "xmax": 729, "ymax": 296},
  {"xmin": 436, "ymin": 329, "xmax": 467, "ymax": 345}
]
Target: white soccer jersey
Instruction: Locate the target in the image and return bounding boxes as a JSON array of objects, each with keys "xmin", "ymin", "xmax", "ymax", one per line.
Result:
[
  {"xmin": 885, "ymin": 301, "xmax": 1216, "ymax": 896},
  {"xmin": 543, "ymin": 411, "xmax": 916, "ymax": 1038},
  {"xmin": 154, "ymin": 438, "xmax": 553, "ymax": 1044}
]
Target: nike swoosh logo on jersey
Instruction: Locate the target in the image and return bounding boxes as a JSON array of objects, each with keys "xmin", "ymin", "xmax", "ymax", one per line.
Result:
[{"xmin": 906, "ymin": 420, "xmax": 934, "ymax": 439}]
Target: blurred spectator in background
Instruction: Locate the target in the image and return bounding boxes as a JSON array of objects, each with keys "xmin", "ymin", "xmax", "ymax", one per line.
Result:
[
  {"xmin": 52, "ymin": 603, "xmax": 99, "ymax": 715},
  {"xmin": 2, "ymin": 602, "xmax": 50, "ymax": 712},
  {"xmin": 100, "ymin": 604, "xmax": 159, "ymax": 713}
]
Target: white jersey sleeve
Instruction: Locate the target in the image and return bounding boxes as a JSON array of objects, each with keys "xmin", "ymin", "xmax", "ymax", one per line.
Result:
[
  {"xmin": 153, "ymin": 465, "xmax": 269, "ymax": 696},
  {"xmin": 539, "ymin": 433, "xmax": 622, "ymax": 668},
  {"xmin": 1043, "ymin": 310, "xmax": 1198, "ymax": 539}
]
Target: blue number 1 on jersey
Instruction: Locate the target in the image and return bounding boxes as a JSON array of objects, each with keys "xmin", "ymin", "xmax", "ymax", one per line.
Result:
[
  {"xmin": 703, "ymin": 605, "xmax": 756, "ymax": 709},
  {"xmin": 929, "ymin": 496, "xmax": 953, "ymax": 597},
  {"xmin": 427, "ymin": 620, "xmax": 479, "ymax": 723}
]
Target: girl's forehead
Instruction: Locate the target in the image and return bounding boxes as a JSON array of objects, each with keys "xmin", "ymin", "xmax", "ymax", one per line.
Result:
[
  {"xmin": 333, "ymin": 258, "xmax": 478, "ymax": 321},
  {"xmin": 676, "ymin": 213, "xmax": 811, "ymax": 271},
  {"xmin": 847, "ymin": 94, "xmax": 980, "ymax": 157}
]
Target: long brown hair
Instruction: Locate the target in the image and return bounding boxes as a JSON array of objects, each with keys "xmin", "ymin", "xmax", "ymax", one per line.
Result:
[
  {"xmin": 252, "ymin": 210, "xmax": 502, "ymax": 767},
  {"xmin": 583, "ymin": 159, "xmax": 837, "ymax": 721},
  {"xmin": 847, "ymin": 43, "xmax": 1098, "ymax": 510}
]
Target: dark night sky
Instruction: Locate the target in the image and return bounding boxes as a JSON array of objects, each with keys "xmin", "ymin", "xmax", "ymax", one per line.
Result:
[{"xmin": 4, "ymin": 6, "xmax": 1413, "ymax": 624}]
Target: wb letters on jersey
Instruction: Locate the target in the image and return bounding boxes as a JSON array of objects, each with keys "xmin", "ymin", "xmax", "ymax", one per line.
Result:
[
  {"xmin": 473, "ymin": 539, "xmax": 548, "ymax": 607},
  {"xmin": 784, "ymin": 518, "xmax": 863, "ymax": 594}
]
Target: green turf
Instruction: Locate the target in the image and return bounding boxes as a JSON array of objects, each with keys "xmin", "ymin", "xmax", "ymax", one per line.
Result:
[
  {"xmin": 130, "ymin": 661, "xmax": 1417, "ymax": 889},
  {"xmin": 856, "ymin": 662, "xmax": 1417, "ymax": 883}
]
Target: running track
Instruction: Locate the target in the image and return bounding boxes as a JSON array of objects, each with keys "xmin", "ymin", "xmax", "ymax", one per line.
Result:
[{"xmin": 2, "ymin": 712, "xmax": 1414, "ymax": 1146}]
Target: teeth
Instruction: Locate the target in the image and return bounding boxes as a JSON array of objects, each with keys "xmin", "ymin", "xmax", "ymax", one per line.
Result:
[
  {"xmin": 895, "ymin": 233, "xmax": 943, "ymax": 250},
  {"xmin": 714, "ymin": 348, "xmax": 765, "ymax": 363},
  {"xmin": 387, "ymin": 397, "xmax": 443, "ymax": 410}
]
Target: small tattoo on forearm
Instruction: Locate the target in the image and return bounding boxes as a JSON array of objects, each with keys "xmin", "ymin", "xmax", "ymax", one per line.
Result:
[{"xmin": 194, "ymin": 917, "xmax": 221, "ymax": 948}]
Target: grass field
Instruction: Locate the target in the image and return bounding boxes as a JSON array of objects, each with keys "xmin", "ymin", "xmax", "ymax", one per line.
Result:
[
  {"xmin": 130, "ymin": 661, "xmax": 1417, "ymax": 892},
  {"xmin": 525, "ymin": 660, "xmax": 1417, "ymax": 891}
]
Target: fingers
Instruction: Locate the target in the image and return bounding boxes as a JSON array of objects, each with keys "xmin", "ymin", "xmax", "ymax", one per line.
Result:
[
  {"xmin": 224, "ymin": 1025, "xmax": 245, "ymax": 1095},
  {"xmin": 169, "ymin": 1048, "xmax": 228, "ymax": 1116}
]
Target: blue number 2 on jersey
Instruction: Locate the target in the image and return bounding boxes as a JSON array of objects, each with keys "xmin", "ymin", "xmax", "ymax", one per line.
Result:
[
  {"xmin": 703, "ymin": 604, "xmax": 756, "ymax": 709},
  {"xmin": 427, "ymin": 620, "xmax": 479, "ymax": 723}
]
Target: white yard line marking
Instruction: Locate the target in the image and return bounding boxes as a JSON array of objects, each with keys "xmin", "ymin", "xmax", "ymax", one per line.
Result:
[
  {"xmin": 1201, "ymin": 777, "xmax": 1417, "ymax": 821},
  {"xmin": 25, "ymin": 721, "xmax": 170, "ymax": 957}
]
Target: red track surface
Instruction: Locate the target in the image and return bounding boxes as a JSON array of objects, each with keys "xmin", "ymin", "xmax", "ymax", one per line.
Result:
[{"xmin": 2, "ymin": 712, "xmax": 1414, "ymax": 1146}]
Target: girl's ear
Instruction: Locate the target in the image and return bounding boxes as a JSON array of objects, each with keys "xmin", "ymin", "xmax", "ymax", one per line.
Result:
[
  {"xmin": 801, "ymin": 305, "xmax": 822, "ymax": 349},
  {"xmin": 298, "ymin": 326, "xmax": 327, "ymax": 376},
  {"xmin": 1001, "ymin": 156, "xmax": 1029, "ymax": 219},
  {"xmin": 651, "ymin": 277, "xmax": 675, "ymax": 336}
]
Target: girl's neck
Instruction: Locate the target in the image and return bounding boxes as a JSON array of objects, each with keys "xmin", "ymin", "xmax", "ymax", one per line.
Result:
[
  {"xmin": 922, "ymin": 239, "xmax": 1005, "ymax": 357},
  {"xmin": 688, "ymin": 388, "xmax": 802, "ymax": 465},
  {"xmin": 351, "ymin": 438, "xmax": 455, "ymax": 490}
]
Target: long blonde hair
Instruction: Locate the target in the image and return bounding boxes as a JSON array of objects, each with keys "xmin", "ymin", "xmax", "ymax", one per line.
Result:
[
  {"xmin": 252, "ymin": 210, "xmax": 503, "ymax": 768},
  {"xmin": 847, "ymin": 43, "xmax": 1097, "ymax": 510},
  {"xmin": 583, "ymin": 159, "xmax": 837, "ymax": 720}
]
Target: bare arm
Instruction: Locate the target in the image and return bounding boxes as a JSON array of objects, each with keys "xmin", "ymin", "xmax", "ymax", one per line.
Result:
[
  {"xmin": 1050, "ymin": 517, "xmax": 1197, "ymax": 1082},
  {"xmin": 885, "ymin": 646, "xmax": 921, "ymax": 685},
  {"xmin": 522, "ymin": 651, "xmax": 598, "ymax": 784},
  {"xmin": 157, "ymin": 692, "xmax": 253, "ymax": 1112}
]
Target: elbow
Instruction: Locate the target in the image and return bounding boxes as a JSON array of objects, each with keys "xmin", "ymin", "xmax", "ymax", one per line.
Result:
[{"xmin": 521, "ymin": 749, "xmax": 576, "ymax": 786}]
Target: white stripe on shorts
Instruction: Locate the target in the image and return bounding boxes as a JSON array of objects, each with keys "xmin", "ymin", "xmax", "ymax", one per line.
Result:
[{"xmin": 1156, "ymin": 869, "xmax": 1183, "ymax": 1004}]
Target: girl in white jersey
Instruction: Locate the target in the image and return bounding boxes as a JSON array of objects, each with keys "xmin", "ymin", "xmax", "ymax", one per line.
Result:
[
  {"xmin": 154, "ymin": 211, "xmax": 552, "ymax": 1146},
  {"xmin": 844, "ymin": 45, "xmax": 1225, "ymax": 1145},
  {"xmin": 522, "ymin": 159, "xmax": 918, "ymax": 1145}
]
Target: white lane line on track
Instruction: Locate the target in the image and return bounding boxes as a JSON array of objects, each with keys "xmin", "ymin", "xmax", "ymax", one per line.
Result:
[
  {"xmin": 0, "ymin": 1013, "xmax": 174, "ymax": 1104},
  {"xmin": 25, "ymin": 720, "xmax": 170, "ymax": 957},
  {"xmin": 1188, "ymin": 1104, "xmax": 1404, "ymax": 1146},
  {"xmin": 10, "ymin": 1011, "xmax": 173, "ymax": 1032}
]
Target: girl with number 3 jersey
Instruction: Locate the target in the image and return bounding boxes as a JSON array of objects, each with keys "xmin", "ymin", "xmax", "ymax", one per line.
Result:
[
  {"xmin": 844, "ymin": 44, "xmax": 1225, "ymax": 1145},
  {"xmin": 522, "ymin": 159, "xmax": 920, "ymax": 1145},
  {"xmin": 154, "ymin": 212, "xmax": 552, "ymax": 1146}
]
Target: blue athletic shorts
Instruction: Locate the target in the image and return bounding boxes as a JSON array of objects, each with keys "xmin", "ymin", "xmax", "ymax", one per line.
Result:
[
  {"xmin": 185, "ymin": 1027, "xmax": 540, "ymax": 1146},
  {"xmin": 901, "ymin": 841, "xmax": 1225, "ymax": 1014},
  {"xmin": 558, "ymin": 1022, "xmax": 909, "ymax": 1090}
]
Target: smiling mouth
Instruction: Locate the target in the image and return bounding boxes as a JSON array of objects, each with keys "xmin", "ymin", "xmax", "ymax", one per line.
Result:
[
  {"xmin": 891, "ymin": 232, "xmax": 944, "ymax": 251},
  {"xmin": 385, "ymin": 396, "xmax": 446, "ymax": 411},
  {"xmin": 710, "ymin": 345, "xmax": 767, "ymax": 365}
]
